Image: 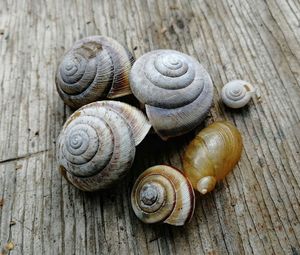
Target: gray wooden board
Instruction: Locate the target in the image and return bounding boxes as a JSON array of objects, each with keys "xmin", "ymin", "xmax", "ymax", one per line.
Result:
[{"xmin": 0, "ymin": 0, "xmax": 299, "ymax": 254}]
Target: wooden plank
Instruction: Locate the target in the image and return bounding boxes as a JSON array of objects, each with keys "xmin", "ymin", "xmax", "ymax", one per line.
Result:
[{"xmin": 0, "ymin": 0, "xmax": 299, "ymax": 254}]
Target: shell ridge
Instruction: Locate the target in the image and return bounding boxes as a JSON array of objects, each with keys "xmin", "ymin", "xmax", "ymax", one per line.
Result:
[
  {"xmin": 131, "ymin": 165, "xmax": 195, "ymax": 226},
  {"xmin": 56, "ymin": 36, "xmax": 134, "ymax": 108},
  {"xmin": 58, "ymin": 101, "xmax": 146, "ymax": 191},
  {"xmin": 93, "ymin": 101, "xmax": 151, "ymax": 146},
  {"xmin": 145, "ymin": 79, "xmax": 213, "ymax": 139},
  {"xmin": 60, "ymin": 116, "xmax": 114, "ymax": 177}
]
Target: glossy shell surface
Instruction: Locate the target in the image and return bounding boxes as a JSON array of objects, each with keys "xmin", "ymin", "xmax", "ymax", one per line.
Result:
[{"xmin": 183, "ymin": 121, "xmax": 243, "ymax": 194}]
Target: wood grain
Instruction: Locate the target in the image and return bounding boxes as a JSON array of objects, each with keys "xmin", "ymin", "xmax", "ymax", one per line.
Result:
[{"xmin": 0, "ymin": 0, "xmax": 299, "ymax": 254}]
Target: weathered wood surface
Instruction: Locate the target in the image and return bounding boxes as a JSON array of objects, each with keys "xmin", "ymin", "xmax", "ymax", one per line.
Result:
[{"xmin": 0, "ymin": 0, "xmax": 299, "ymax": 254}]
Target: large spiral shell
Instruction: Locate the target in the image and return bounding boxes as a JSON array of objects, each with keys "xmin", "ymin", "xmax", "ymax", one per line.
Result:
[
  {"xmin": 129, "ymin": 50, "xmax": 214, "ymax": 140},
  {"xmin": 221, "ymin": 80, "xmax": 256, "ymax": 108},
  {"xmin": 131, "ymin": 165, "xmax": 195, "ymax": 226},
  {"xmin": 56, "ymin": 36, "xmax": 134, "ymax": 109},
  {"xmin": 57, "ymin": 101, "xmax": 151, "ymax": 191},
  {"xmin": 183, "ymin": 121, "xmax": 243, "ymax": 194}
]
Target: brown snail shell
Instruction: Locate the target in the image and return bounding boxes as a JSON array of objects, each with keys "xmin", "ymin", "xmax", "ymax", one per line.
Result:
[
  {"xmin": 129, "ymin": 49, "xmax": 213, "ymax": 140},
  {"xmin": 56, "ymin": 36, "xmax": 134, "ymax": 109},
  {"xmin": 183, "ymin": 121, "xmax": 243, "ymax": 194},
  {"xmin": 131, "ymin": 165, "xmax": 195, "ymax": 226},
  {"xmin": 57, "ymin": 101, "xmax": 151, "ymax": 191}
]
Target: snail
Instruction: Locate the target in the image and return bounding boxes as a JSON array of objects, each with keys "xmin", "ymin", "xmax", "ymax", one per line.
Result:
[
  {"xmin": 129, "ymin": 50, "xmax": 214, "ymax": 140},
  {"xmin": 131, "ymin": 165, "xmax": 195, "ymax": 226},
  {"xmin": 183, "ymin": 121, "xmax": 243, "ymax": 194},
  {"xmin": 56, "ymin": 36, "xmax": 134, "ymax": 109},
  {"xmin": 221, "ymin": 80, "xmax": 256, "ymax": 108},
  {"xmin": 57, "ymin": 100, "xmax": 151, "ymax": 191}
]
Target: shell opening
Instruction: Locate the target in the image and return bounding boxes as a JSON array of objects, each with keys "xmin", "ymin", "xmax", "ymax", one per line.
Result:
[{"xmin": 197, "ymin": 176, "xmax": 217, "ymax": 194}]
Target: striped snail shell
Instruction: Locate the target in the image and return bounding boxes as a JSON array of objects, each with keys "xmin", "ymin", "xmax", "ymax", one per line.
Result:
[
  {"xmin": 221, "ymin": 80, "xmax": 256, "ymax": 108},
  {"xmin": 129, "ymin": 50, "xmax": 214, "ymax": 140},
  {"xmin": 131, "ymin": 165, "xmax": 195, "ymax": 226},
  {"xmin": 183, "ymin": 121, "xmax": 243, "ymax": 194},
  {"xmin": 57, "ymin": 101, "xmax": 151, "ymax": 191},
  {"xmin": 56, "ymin": 36, "xmax": 134, "ymax": 109}
]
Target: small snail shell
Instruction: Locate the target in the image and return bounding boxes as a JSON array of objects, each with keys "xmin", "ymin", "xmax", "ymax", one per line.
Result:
[
  {"xmin": 183, "ymin": 121, "xmax": 243, "ymax": 194},
  {"xmin": 221, "ymin": 80, "xmax": 256, "ymax": 108},
  {"xmin": 129, "ymin": 50, "xmax": 213, "ymax": 140},
  {"xmin": 56, "ymin": 36, "xmax": 134, "ymax": 109},
  {"xmin": 57, "ymin": 101, "xmax": 151, "ymax": 191},
  {"xmin": 131, "ymin": 165, "xmax": 195, "ymax": 226}
]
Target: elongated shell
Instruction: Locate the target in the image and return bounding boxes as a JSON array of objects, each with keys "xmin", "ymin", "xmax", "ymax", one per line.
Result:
[
  {"xmin": 183, "ymin": 121, "xmax": 243, "ymax": 194},
  {"xmin": 129, "ymin": 50, "xmax": 213, "ymax": 140},
  {"xmin": 221, "ymin": 80, "xmax": 256, "ymax": 108},
  {"xmin": 56, "ymin": 36, "xmax": 134, "ymax": 109},
  {"xmin": 57, "ymin": 101, "xmax": 151, "ymax": 191},
  {"xmin": 131, "ymin": 165, "xmax": 195, "ymax": 226}
]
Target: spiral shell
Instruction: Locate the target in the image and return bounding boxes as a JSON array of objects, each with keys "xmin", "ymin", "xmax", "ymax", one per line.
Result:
[
  {"xmin": 221, "ymin": 80, "xmax": 256, "ymax": 108},
  {"xmin": 57, "ymin": 101, "xmax": 151, "ymax": 191},
  {"xmin": 56, "ymin": 36, "xmax": 134, "ymax": 109},
  {"xmin": 129, "ymin": 50, "xmax": 214, "ymax": 140},
  {"xmin": 183, "ymin": 121, "xmax": 243, "ymax": 194},
  {"xmin": 131, "ymin": 165, "xmax": 195, "ymax": 226}
]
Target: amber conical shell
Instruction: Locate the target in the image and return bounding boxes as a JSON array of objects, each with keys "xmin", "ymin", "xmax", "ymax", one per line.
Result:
[{"xmin": 183, "ymin": 121, "xmax": 243, "ymax": 194}]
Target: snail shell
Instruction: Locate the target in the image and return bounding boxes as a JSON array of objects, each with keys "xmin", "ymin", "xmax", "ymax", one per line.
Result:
[
  {"xmin": 131, "ymin": 165, "xmax": 195, "ymax": 226},
  {"xmin": 183, "ymin": 121, "xmax": 243, "ymax": 194},
  {"xmin": 129, "ymin": 50, "xmax": 214, "ymax": 140},
  {"xmin": 221, "ymin": 80, "xmax": 256, "ymax": 108},
  {"xmin": 57, "ymin": 101, "xmax": 151, "ymax": 191},
  {"xmin": 56, "ymin": 36, "xmax": 134, "ymax": 109}
]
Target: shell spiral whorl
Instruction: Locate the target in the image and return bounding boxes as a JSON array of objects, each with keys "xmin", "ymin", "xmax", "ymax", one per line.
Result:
[
  {"xmin": 221, "ymin": 80, "xmax": 256, "ymax": 109},
  {"xmin": 56, "ymin": 36, "xmax": 134, "ymax": 109},
  {"xmin": 130, "ymin": 50, "xmax": 214, "ymax": 140},
  {"xmin": 131, "ymin": 165, "xmax": 195, "ymax": 226},
  {"xmin": 57, "ymin": 101, "xmax": 151, "ymax": 191}
]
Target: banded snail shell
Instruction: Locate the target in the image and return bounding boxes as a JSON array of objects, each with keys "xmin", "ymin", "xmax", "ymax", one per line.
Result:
[
  {"xmin": 183, "ymin": 121, "xmax": 243, "ymax": 194},
  {"xmin": 57, "ymin": 101, "xmax": 151, "ymax": 191},
  {"xmin": 131, "ymin": 165, "xmax": 195, "ymax": 226},
  {"xmin": 221, "ymin": 80, "xmax": 256, "ymax": 108},
  {"xmin": 129, "ymin": 50, "xmax": 214, "ymax": 140},
  {"xmin": 56, "ymin": 36, "xmax": 134, "ymax": 109}
]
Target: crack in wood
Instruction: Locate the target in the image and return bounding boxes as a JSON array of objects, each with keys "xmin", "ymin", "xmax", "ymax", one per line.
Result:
[{"xmin": 0, "ymin": 149, "xmax": 53, "ymax": 165}]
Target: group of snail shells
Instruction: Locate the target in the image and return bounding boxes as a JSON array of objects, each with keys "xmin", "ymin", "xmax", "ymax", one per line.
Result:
[
  {"xmin": 56, "ymin": 36, "xmax": 214, "ymax": 140},
  {"xmin": 55, "ymin": 35, "xmax": 245, "ymax": 226},
  {"xmin": 131, "ymin": 121, "xmax": 242, "ymax": 226}
]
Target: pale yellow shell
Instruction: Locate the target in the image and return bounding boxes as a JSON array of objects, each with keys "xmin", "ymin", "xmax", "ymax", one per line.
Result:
[
  {"xmin": 183, "ymin": 121, "xmax": 243, "ymax": 194},
  {"xmin": 131, "ymin": 165, "xmax": 195, "ymax": 226}
]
